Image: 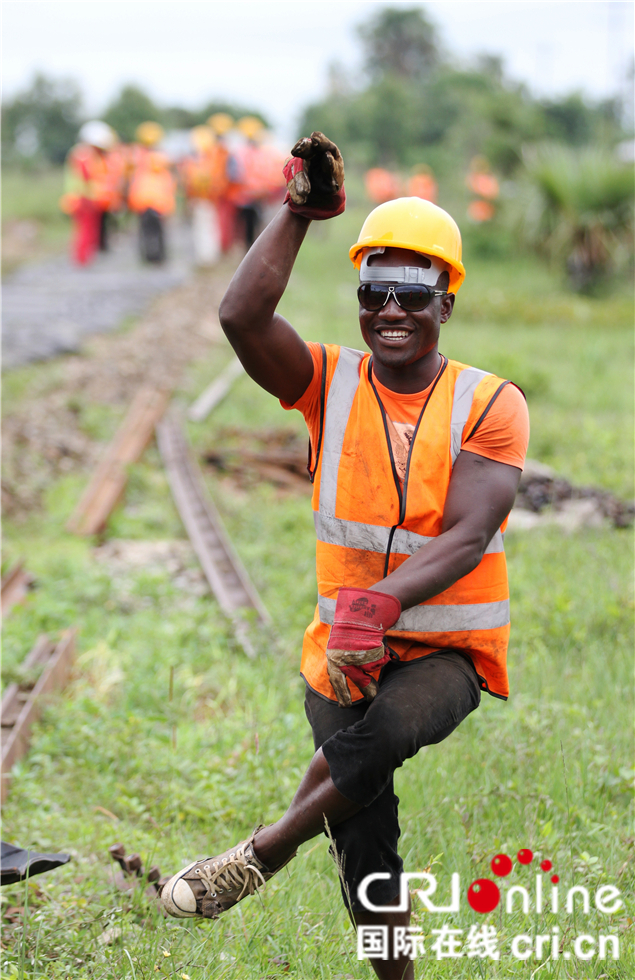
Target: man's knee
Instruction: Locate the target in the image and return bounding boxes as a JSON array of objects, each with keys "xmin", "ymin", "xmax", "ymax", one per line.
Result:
[{"xmin": 328, "ymin": 794, "xmax": 403, "ymax": 913}]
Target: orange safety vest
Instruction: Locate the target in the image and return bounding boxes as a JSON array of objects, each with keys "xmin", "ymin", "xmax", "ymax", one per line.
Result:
[
  {"xmin": 364, "ymin": 168, "xmax": 402, "ymax": 204},
  {"xmin": 61, "ymin": 144, "xmax": 124, "ymax": 213},
  {"xmin": 128, "ymin": 151, "xmax": 176, "ymax": 215},
  {"xmin": 467, "ymin": 172, "xmax": 500, "ymax": 200},
  {"xmin": 407, "ymin": 172, "xmax": 438, "ymax": 203},
  {"xmin": 182, "ymin": 155, "xmax": 211, "ymax": 199},
  {"xmin": 301, "ymin": 345, "xmax": 515, "ymax": 704},
  {"xmin": 182, "ymin": 144, "xmax": 230, "ymax": 201},
  {"xmin": 227, "ymin": 144, "xmax": 279, "ymax": 206},
  {"xmin": 207, "ymin": 144, "xmax": 230, "ymax": 201}
]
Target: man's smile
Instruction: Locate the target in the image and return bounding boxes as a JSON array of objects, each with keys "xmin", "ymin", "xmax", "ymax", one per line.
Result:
[{"xmin": 376, "ymin": 326, "xmax": 413, "ymax": 342}]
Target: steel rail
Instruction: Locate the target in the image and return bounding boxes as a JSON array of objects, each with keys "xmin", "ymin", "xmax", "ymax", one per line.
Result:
[
  {"xmin": 1, "ymin": 562, "xmax": 34, "ymax": 618},
  {"xmin": 67, "ymin": 385, "xmax": 170, "ymax": 536},
  {"xmin": 156, "ymin": 410, "xmax": 270, "ymax": 655},
  {"xmin": 1, "ymin": 629, "xmax": 77, "ymax": 802},
  {"xmin": 188, "ymin": 357, "xmax": 244, "ymax": 423}
]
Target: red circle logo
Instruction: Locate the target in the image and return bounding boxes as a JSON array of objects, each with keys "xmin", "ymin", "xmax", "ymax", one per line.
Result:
[
  {"xmin": 467, "ymin": 878, "xmax": 501, "ymax": 913},
  {"xmin": 540, "ymin": 859, "xmax": 553, "ymax": 872},
  {"xmin": 517, "ymin": 848, "xmax": 534, "ymax": 865},
  {"xmin": 490, "ymin": 853, "xmax": 513, "ymax": 877}
]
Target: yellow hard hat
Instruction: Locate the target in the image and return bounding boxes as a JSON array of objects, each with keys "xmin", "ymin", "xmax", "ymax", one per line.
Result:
[
  {"xmin": 236, "ymin": 115, "xmax": 264, "ymax": 140},
  {"xmin": 208, "ymin": 112, "xmax": 234, "ymax": 136},
  {"xmin": 349, "ymin": 197, "xmax": 466, "ymax": 293},
  {"xmin": 135, "ymin": 121, "xmax": 164, "ymax": 147},
  {"xmin": 191, "ymin": 125, "xmax": 215, "ymax": 152}
]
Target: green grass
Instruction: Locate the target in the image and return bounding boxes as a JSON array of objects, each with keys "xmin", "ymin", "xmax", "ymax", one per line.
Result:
[
  {"xmin": 2, "ymin": 208, "xmax": 633, "ymax": 978},
  {"xmin": 2, "ymin": 166, "xmax": 69, "ymax": 266},
  {"xmin": 2, "ymin": 168, "xmax": 65, "ymax": 225}
]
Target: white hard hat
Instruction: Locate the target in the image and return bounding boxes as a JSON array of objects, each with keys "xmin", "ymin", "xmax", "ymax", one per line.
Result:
[{"xmin": 78, "ymin": 120, "xmax": 116, "ymax": 151}]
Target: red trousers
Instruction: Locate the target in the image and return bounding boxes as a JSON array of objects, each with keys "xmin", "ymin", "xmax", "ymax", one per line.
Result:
[
  {"xmin": 216, "ymin": 197, "xmax": 236, "ymax": 253},
  {"xmin": 72, "ymin": 198, "xmax": 102, "ymax": 265}
]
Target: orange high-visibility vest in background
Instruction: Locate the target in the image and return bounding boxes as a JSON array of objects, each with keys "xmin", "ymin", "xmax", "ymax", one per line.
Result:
[
  {"xmin": 182, "ymin": 155, "xmax": 211, "ymax": 200},
  {"xmin": 301, "ymin": 345, "xmax": 514, "ymax": 704},
  {"xmin": 407, "ymin": 172, "xmax": 438, "ymax": 203},
  {"xmin": 128, "ymin": 151, "xmax": 176, "ymax": 215},
  {"xmin": 182, "ymin": 144, "xmax": 230, "ymax": 202},
  {"xmin": 61, "ymin": 144, "xmax": 124, "ymax": 214},
  {"xmin": 228, "ymin": 143, "xmax": 280, "ymax": 206},
  {"xmin": 364, "ymin": 168, "xmax": 402, "ymax": 204},
  {"xmin": 206, "ymin": 144, "xmax": 231, "ymax": 201}
]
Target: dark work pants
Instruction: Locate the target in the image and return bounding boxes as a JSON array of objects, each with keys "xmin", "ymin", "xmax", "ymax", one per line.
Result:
[
  {"xmin": 99, "ymin": 210, "xmax": 109, "ymax": 251},
  {"xmin": 237, "ymin": 205, "xmax": 260, "ymax": 249},
  {"xmin": 304, "ymin": 651, "xmax": 481, "ymax": 912},
  {"xmin": 139, "ymin": 208, "xmax": 165, "ymax": 263}
]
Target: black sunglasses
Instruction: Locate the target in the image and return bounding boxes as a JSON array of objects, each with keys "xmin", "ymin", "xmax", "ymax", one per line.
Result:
[{"xmin": 357, "ymin": 283, "xmax": 447, "ymax": 312}]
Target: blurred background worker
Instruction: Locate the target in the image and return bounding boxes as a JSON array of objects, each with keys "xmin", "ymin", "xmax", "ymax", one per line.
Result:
[
  {"xmin": 128, "ymin": 121, "xmax": 176, "ymax": 263},
  {"xmin": 207, "ymin": 113, "xmax": 235, "ymax": 254},
  {"xmin": 407, "ymin": 164, "xmax": 438, "ymax": 203},
  {"xmin": 252, "ymin": 131, "xmax": 287, "ymax": 228},
  {"xmin": 182, "ymin": 125, "xmax": 221, "ymax": 266},
  {"xmin": 59, "ymin": 120, "xmax": 121, "ymax": 265},
  {"xmin": 364, "ymin": 167, "xmax": 402, "ymax": 204},
  {"xmin": 229, "ymin": 115, "xmax": 285, "ymax": 249},
  {"xmin": 466, "ymin": 155, "xmax": 500, "ymax": 222}
]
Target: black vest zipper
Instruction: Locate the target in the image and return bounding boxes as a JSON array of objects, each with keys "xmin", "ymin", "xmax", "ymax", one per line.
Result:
[{"xmin": 368, "ymin": 356, "xmax": 448, "ymax": 578}]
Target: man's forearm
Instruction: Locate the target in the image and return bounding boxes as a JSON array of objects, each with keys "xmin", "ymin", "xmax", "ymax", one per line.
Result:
[
  {"xmin": 369, "ymin": 523, "xmax": 489, "ymax": 610},
  {"xmin": 219, "ymin": 207, "xmax": 311, "ymax": 339},
  {"xmin": 218, "ymin": 206, "xmax": 315, "ymax": 403},
  {"xmin": 371, "ymin": 453, "xmax": 520, "ymax": 611}
]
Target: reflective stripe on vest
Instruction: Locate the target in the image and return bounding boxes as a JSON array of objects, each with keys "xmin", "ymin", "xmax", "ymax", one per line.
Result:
[
  {"xmin": 319, "ymin": 347, "xmax": 364, "ymax": 517},
  {"xmin": 318, "ymin": 595, "xmax": 510, "ymax": 632},
  {"xmin": 450, "ymin": 367, "xmax": 490, "ymax": 463},
  {"xmin": 313, "ymin": 512, "xmax": 504, "ymax": 556}
]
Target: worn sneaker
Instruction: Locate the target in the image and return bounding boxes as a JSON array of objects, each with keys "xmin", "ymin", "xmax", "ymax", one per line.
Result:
[{"xmin": 160, "ymin": 827, "xmax": 295, "ymax": 920}]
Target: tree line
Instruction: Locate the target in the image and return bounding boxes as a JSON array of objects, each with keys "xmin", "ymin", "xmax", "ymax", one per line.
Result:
[
  {"xmin": 3, "ymin": 7, "xmax": 629, "ymax": 171},
  {"xmin": 299, "ymin": 7, "xmax": 628, "ymax": 177},
  {"xmin": 2, "ymin": 5, "xmax": 632, "ymax": 290},
  {"xmin": 1, "ymin": 76, "xmax": 268, "ymax": 166}
]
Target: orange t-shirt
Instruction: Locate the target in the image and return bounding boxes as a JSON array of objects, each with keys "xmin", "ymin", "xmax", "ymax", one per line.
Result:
[{"xmin": 283, "ymin": 343, "xmax": 529, "ymax": 480}]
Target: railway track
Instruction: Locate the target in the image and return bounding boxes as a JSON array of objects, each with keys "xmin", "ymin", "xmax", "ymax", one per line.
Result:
[
  {"xmin": 67, "ymin": 385, "xmax": 170, "ymax": 536},
  {"xmin": 188, "ymin": 356, "xmax": 244, "ymax": 422},
  {"xmin": 156, "ymin": 410, "xmax": 270, "ymax": 655},
  {"xmin": 1, "ymin": 562, "xmax": 34, "ymax": 617},
  {"xmin": 1, "ymin": 629, "xmax": 76, "ymax": 802}
]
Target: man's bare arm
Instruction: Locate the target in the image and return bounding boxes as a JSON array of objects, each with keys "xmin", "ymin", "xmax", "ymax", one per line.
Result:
[
  {"xmin": 370, "ymin": 450, "xmax": 521, "ymax": 608},
  {"xmin": 219, "ymin": 207, "xmax": 315, "ymax": 404}
]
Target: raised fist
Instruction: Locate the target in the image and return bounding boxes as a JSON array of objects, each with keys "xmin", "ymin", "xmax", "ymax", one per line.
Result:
[{"xmin": 283, "ymin": 132, "xmax": 345, "ymax": 220}]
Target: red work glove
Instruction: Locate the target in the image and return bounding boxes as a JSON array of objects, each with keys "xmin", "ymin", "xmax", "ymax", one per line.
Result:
[
  {"xmin": 283, "ymin": 131, "xmax": 346, "ymax": 220},
  {"xmin": 326, "ymin": 587, "xmax": 401, "ymax": 707}
]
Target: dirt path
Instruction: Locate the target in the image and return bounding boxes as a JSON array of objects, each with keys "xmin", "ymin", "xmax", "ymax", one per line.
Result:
[
  {"xmin": 2, "ymin": 218, "xmax": 196, "ymax": 369},
  {"xmin": 2, "ymin": 255, "xmax": 238, "ymax": 517}
]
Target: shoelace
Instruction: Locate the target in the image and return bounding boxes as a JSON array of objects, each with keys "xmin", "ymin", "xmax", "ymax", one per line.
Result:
[{"xmin": 194, "ymin": 851, "xmax": 266, "ymax": 902}]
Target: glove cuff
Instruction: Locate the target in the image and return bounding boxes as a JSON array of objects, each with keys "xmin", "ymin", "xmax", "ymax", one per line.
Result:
[
  {"xmin": 327, "ymin": 587, "xmax": 401, "ymax": 650},
  {"xmin": 284, "ymin": 187, "xmax": 346, "ymax": 221}
]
